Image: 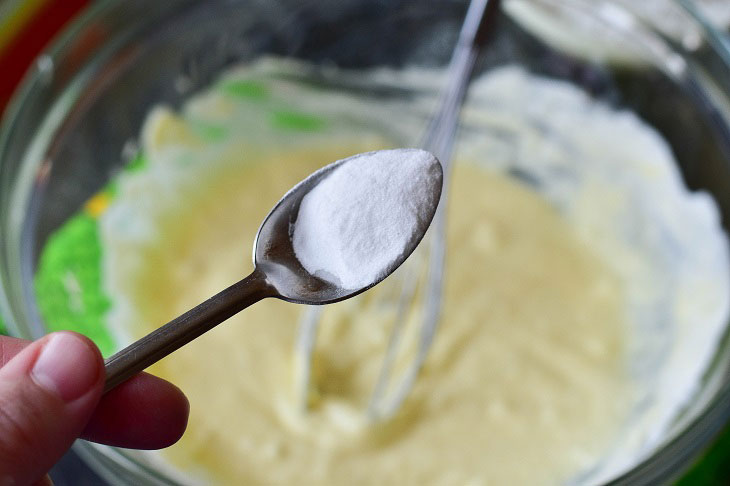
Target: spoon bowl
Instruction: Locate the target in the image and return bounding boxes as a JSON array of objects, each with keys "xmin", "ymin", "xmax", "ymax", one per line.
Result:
[
  {"xmin": 255, "ymin": 151, "xmax": 443, "ymax": 305},
  {"xmin": 103, "ymin": 149, "xmax": 443, "ymax": 391},
  {"xmin": 253, "ymin": 157, "xmax": 354, "ymax": 305}
]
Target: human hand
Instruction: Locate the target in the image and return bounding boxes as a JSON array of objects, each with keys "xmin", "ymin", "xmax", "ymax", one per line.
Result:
[{"xmin": 0, "ymin": 331, "xmax": 189, "ymax": 485}]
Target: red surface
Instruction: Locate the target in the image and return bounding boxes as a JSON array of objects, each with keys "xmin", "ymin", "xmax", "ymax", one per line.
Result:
[{"xmin": 0, "ymin": 0, "xmax": 90, "ymax": 115}]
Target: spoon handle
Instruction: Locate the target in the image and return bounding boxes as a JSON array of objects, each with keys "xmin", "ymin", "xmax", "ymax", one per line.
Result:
[{"xmin": 103, "ymin": 269, "xmax": 272, "ymax": 393}]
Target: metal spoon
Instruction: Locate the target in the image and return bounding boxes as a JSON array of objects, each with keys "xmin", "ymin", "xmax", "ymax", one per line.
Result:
[{"xmin": 103, "ymin": 149, "xmax": 443, "ymax": 393}]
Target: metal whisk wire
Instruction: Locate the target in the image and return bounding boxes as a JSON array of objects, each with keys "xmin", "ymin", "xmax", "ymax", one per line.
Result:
[{"xmin": 295, "ymin": 0, "xmax": 500, "ymax": 421}]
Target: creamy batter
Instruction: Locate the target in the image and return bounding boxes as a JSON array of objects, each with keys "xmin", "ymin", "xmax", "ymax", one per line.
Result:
[{"xmin": 98, "ymin": 60, "xmax": 729, "ymax": 484}]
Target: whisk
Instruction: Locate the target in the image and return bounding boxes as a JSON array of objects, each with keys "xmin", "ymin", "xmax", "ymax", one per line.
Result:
[{"xmin": 295, "ymin": 0, "xmax": 500, "ymax": 421}]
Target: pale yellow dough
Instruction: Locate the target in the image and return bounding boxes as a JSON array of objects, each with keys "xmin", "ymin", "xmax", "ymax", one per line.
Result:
[{"xmin": 120, "ymin": 141, "xmax": 630, "ymax": 485}]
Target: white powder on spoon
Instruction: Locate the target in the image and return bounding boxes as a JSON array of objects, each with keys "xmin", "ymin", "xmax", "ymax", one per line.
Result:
[{"xmin": 292, "ymin": 148, "xmax": 442, "ymax": 290}]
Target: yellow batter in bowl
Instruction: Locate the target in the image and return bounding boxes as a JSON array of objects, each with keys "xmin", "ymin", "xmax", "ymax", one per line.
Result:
[
  {"xmin": 94, "ymin": 60, "xmax": 729, "ymax": 484},
  {"xmin": 142, "ymin": 157, "xmax": 629, "ymax": 485}
]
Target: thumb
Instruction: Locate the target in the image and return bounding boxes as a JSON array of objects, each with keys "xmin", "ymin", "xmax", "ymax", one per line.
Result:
[{"xmin": 0, "ymin": 332, "xmax": 104, "ymax": 485}]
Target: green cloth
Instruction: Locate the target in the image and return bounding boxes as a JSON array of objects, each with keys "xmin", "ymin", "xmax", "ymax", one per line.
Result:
[{"xmin": 34, "ymin": 211, "xmax": 114, "ymax": 356}]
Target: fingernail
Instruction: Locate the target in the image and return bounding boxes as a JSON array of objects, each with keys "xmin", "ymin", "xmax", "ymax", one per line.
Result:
[{"xmin": 31, "ymin": 333, "xmax": 100, "ymax": 402}]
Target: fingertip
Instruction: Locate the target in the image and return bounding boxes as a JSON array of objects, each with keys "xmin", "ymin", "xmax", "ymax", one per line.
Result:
[{"xmin": 31, "ymin": 332, "xmax": 104, "ymax": 403}]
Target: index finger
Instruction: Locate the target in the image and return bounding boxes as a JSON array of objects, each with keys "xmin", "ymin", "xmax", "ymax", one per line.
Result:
[
  {"xmin": 1, "ymin": 335, "xmax": 189, "ymax": 449},
  {"xmin": 0, "ymin": 335, "xmax": 30, "ymax": 367}
]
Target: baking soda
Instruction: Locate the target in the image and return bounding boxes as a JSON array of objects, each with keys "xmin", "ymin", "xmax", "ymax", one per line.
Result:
[{"xmin": 292, "ymin": 149, "xmax": 441, "ymax": 289}]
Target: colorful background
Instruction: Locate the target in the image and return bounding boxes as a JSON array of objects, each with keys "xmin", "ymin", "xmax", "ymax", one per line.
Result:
[{"xmin": 0, "ymin": 0, "xmax": 727, "ymax": 483}]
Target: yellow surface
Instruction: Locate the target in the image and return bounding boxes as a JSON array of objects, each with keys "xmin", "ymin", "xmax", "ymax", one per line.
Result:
[
  {"xmin": 118, "ymin": 143, "xmax": 631, "ymax": 485},
  {"xmin": 0, "ymin": 0, "xmax": 46, "ymax": 57},
  {"xmin": 84, "ymin": 192, "xmax": 109, "ymax": 218}
]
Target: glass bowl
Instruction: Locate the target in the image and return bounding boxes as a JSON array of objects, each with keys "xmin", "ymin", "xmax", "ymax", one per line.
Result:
[{"xmin": 2, "ymin": 0, "xmax": 730, "ymax": 484}]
